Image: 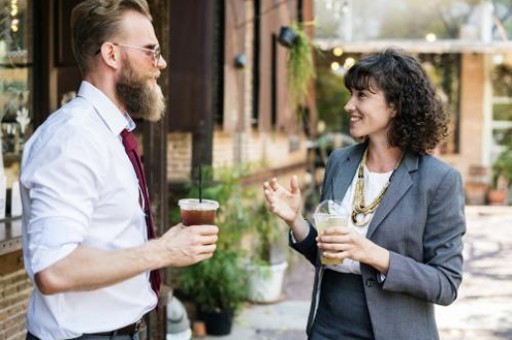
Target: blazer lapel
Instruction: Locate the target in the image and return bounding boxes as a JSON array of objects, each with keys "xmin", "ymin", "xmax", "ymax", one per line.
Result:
[
  {"xmin": 330, "ymin": 144, "xmax": 365, "ymax": 202},
  {"xmin": 367, "ymin": 153, "xmax": 418, "ymax": 239}
]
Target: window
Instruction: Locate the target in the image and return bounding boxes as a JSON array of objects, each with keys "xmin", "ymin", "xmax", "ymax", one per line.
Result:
[{"xmin": 0, "ymin": 0, "xmax": 32, "ymax": 220}]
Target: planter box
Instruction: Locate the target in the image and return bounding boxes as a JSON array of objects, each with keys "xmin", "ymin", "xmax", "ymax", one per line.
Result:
[
  {"xmin": 248, "ymin": 261, "xmax": 288, "ymax": 303},
  {"xmin": 201, "ymin": 310, "xmax": 234, "ymax": 336},
  {"xmin": 465, "ymin": 182, "xmax": 489, "ymax": 205}
]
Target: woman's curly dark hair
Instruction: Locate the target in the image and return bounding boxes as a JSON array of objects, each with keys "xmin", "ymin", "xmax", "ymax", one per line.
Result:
[{"xmin": 344, "ymin": 48, "xmax": 448, "ymax": 154}]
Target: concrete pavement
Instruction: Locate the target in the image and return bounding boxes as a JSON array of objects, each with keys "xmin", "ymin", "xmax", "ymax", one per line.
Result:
[
  {"xmin": 436, "ymin": 206, "xmax": 512, "ymax": 339},
  {"xmin": 194, "ymin": 206, "xmax": 512, "ymax": 340}
]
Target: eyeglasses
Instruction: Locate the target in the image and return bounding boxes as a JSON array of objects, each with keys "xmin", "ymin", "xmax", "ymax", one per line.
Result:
[
  {"xmin": 114, "ymin": 43, "xmax": 162, "ymax": 66},
  {"xmin": 96, "ymin": 42, "xmax": 162, "ymax": 66}
]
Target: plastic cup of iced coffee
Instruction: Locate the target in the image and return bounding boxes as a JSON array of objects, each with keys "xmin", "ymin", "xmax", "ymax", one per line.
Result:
[{"xmin": 178, "ymin": 199, "xmax": 219, "ymax": 226}]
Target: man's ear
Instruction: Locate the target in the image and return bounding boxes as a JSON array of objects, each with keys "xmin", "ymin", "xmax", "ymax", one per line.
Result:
[{"xmin": 99, "ymin": 42, "xmax": 121, "ymax": 69}]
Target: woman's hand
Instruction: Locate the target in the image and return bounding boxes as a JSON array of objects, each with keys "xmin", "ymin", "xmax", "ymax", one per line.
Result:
[
  {"xmin": 263, "ymin": 176, "xmax": 302, "ymax": 224},
  {"xmin": 263, "ymin": 176, "xmax": 310, "ymax": 241},
  {"xmin": 317, "ymin": 226, "xmax": 390, "ymax": 274}
]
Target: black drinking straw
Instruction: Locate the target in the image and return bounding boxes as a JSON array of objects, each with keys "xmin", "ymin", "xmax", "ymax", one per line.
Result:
[{"xmin": 198, "ymin": 164, "xmax": 203, "ymax": 203}]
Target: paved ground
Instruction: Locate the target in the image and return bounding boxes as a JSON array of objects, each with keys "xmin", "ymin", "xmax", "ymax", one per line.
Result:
[{"xmin": 193, "ymin": 206, "xmax": 512, "ymax": 340}]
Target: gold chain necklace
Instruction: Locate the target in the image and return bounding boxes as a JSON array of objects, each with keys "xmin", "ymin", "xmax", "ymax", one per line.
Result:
[{"xmin": 351, "ymin": 148, "xmax": 403, "ymax": 227}]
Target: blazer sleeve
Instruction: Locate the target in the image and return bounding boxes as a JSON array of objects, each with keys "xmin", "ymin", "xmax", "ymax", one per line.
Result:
[
  {"xmin": 288, "ymin": 148, "xmax": 344, "ymax": 266},
  {"xmin": 381, "ymin": 167, "xmax": 466, "ymax": 306},
  {"xmin": 289, "ymin": 220, "xmax": 318, "ymax": 265}
]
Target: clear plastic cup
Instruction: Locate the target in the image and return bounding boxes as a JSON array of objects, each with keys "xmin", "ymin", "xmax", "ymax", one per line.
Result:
[
  {"xmin": 178, "ymin": 199, "xmax": 219, "ymax": 226},
  {"xmin": 313, "ymin": 200, "xmax": 348, "ymax": 265}
]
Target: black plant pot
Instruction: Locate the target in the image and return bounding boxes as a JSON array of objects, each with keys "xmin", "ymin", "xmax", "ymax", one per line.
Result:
[
  {"xmin": 277, "ymin": 26, "xmax": 298, "ymax": 48},
  {"xmin": 201, "ymin": 310, "xmax": 234, "ymax": 336}
]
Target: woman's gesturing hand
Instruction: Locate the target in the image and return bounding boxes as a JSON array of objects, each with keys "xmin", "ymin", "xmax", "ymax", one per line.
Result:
[{"xmin": 263, "ymin": 175, "xmax": 302, "ymax": 224}]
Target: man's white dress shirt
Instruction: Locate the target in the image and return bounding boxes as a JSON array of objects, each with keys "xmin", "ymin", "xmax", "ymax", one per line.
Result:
[{"xmin": 21, "ymin": 81, "xmax": 156, "ymax": 339}]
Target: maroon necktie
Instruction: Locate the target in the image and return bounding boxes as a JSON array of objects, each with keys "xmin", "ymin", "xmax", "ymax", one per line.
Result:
[{"xmin": 121, "ymin": 129, "xmax": 161, "ymax": 306}]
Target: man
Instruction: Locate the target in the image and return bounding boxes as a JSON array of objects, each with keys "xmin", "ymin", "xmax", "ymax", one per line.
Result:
[{"xmin": 20, "ymin": 1, "xmax": 219, "ymax": 339}]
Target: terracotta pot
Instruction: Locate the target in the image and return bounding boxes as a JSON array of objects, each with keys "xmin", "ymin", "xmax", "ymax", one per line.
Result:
[
  {"xmin": 192, "ymin": 320, "xmax": 206, "ymax": 337},
  {"xmin": 465, "ymin": 182, "xmax": 488, "ymax": 205},
  {"xmin": 487, "ymin": 189, "xmax": 508, "ymax": 205}
]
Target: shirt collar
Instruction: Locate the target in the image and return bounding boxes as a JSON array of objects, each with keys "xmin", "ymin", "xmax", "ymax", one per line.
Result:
[{"xmin": 77, "ymin": 81, "xmax": 137, "ymax": 135}]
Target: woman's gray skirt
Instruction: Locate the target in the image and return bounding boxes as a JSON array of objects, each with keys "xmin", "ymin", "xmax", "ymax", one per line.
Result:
[{"xmin": 310, "ymin": 270, "xmax": 374, "ymax": 339}]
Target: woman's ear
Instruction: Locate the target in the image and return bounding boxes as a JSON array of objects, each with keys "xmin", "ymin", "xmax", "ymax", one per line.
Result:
[{"xmin": 389, "ymin": 102, "xmax": 398, "ymax": 118}]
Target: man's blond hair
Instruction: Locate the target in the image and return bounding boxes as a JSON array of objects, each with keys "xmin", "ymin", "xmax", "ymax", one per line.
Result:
[{"xmin": 71, "ymin": 0, "xmax": 152, "ymax": 75}]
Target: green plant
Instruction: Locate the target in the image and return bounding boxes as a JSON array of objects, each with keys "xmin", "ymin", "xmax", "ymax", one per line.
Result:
[
  {"xmin": 314, "ymin": 66, "xmax": 351, "ymax": 134},
  {"xmin": 492, "ymin": 140, "xmax": 512, "ymax": 189},
  {"xmin": 177, "ymin": 248, "xmax": 249, "ymax": 313},
  {"xmin": 249, "ymin": 202, "xmax": 287, "ymax": 265},
  {"xmin": 288, "ymin": 23, "xmax": 316, "ymax": 109}
]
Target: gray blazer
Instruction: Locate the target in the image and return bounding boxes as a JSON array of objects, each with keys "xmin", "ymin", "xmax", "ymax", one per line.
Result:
[{"xmin": 291, "ymin": 143, "xmax": 466, "ymax": 340}]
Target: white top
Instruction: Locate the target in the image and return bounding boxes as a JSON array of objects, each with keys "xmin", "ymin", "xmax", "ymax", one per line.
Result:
[
  {"xmin": 20, "ymin": 81, "xmax": 156, "ymax": 340},
  {"xmin": 325, "ymin": 165, "xmax": 392, "ymax": 274}
]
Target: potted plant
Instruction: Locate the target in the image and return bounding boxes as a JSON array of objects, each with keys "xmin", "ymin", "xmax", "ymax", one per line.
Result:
[
  {"xmin": 465, "ymin": 165, "xmax": 490, "ymax": 205},
  {"xmin": 490, "ymin": 141, "xmax": 512, "ymax": 205},
  {"xmin": 176, "ymin": 248, "xmax": 249, "ymax": 335},
  {"xmin": 246, "ymin": 201, "xmax": 289, "ymax": 303},
  {"xmin": 280, "ymin": 23, "xmax": 316, "ymax": 110}
]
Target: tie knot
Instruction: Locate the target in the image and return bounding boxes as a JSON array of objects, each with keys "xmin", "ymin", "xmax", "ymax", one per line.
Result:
[{"xmin": 121, "ymin": 129, "xmax": 138, "ymax": 152}]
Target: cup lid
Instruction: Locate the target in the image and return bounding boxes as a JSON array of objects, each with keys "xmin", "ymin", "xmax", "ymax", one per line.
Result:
[
  {"xmin": 314, "ymin": 199, "xmax": 347, "ymax": 216},
  {"xmin": 178, "ymin": 198, "xmax": 219, "ymax": 210}
]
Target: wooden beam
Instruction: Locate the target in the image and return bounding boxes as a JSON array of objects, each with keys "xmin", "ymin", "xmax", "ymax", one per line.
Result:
[
  {"xmin": 0, "ymin": 250, "xmax": 23, "ymax": 276},
  {"xmin": 315, "ymin": 39, "xmax": 512, "ymax": 54}
]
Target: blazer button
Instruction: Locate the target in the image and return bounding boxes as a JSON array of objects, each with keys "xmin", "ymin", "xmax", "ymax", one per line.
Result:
[{"xmin": 365, "ymin": 279, "xmax": 375, "ymax": 287}]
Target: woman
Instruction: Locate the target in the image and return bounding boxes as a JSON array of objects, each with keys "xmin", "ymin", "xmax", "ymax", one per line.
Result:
[{"xmin": 263, "ymin": 48, "xmax": 465, "ymax": 339}]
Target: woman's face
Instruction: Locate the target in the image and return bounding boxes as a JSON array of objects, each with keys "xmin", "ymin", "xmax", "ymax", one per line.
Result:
[{"xmin": 344, "ymin": 86, "xmax": 396, "ymax": 142}]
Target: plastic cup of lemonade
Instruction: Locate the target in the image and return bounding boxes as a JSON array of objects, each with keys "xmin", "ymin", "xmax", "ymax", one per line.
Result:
[
  {"xmin": 178, "ymin": 199, "xmax": 219, "ymax": 226},
  {"xmin": 313, "ymin": 200, "xmax": 348, "ymax": 265}
]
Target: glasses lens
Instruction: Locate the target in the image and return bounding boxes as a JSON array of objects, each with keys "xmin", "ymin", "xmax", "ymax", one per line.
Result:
[{"xmin": 154, "ymin": 45, "xmax": 161, "ymax": 65}]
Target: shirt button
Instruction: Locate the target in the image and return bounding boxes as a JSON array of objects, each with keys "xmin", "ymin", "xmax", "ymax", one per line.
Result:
[{"xmin": 365, "ymin": 278, "xmax": 375, "ymax": 287}]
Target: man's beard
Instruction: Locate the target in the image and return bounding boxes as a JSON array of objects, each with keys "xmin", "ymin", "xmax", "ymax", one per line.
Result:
[{"xmin": 116, "ymin": 57, "xmax": 165, "ymax": 122}]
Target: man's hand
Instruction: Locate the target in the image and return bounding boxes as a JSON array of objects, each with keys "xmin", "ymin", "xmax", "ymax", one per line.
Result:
[{"xmin": 157, "ymin": 223, "xmax": 219, "ymax": 267}]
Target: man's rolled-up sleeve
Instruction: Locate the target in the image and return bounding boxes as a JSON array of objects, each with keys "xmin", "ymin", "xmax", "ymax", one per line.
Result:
[
  {"xmin": 21, "ymin": 128, "xmax": 103, "ymax": 274},
  {"xmin": 26, "ymin": 217, "xmax": 87, "ymax": 273}
]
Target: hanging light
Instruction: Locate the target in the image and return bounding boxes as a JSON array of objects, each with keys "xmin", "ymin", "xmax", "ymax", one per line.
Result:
[
  {"xmin": 343, "ymin": 57, "xmax": 355, "ymax": 69},
  {"xmin": 11, "ymin": 18, "xmax": 19, "ymax": 32},
  {"xmin": 425, "ymin": 33, "xmax": 437, "ymax": 42},
  {"xmin": 333, "ymin": 47, "xmax": 343, "ymax": 57},
  {"xmin": 233, "ymin": 54, "xmax": 246, "ymax": 69}
]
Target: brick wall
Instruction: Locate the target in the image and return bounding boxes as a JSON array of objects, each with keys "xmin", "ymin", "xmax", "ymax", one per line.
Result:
[
  {"xmin": 0, "ymin": 264, "xmax": 31, "ymax": 340},
  {"xmin": 167, "ymin": 132, "xmax": 193, "ymax": 181},
  {"xmin": 441, "ymin": 52, "xmax": 491, "ymax": 185},
  {"xmin": 167, "ymin": 129, "xmax": 309, "ymax": 182}
]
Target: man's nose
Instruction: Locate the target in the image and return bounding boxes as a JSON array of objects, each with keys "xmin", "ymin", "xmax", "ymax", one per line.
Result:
[{"xmin": 157, "ymin": 55, "xmax": 167, "ymax": 69}]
